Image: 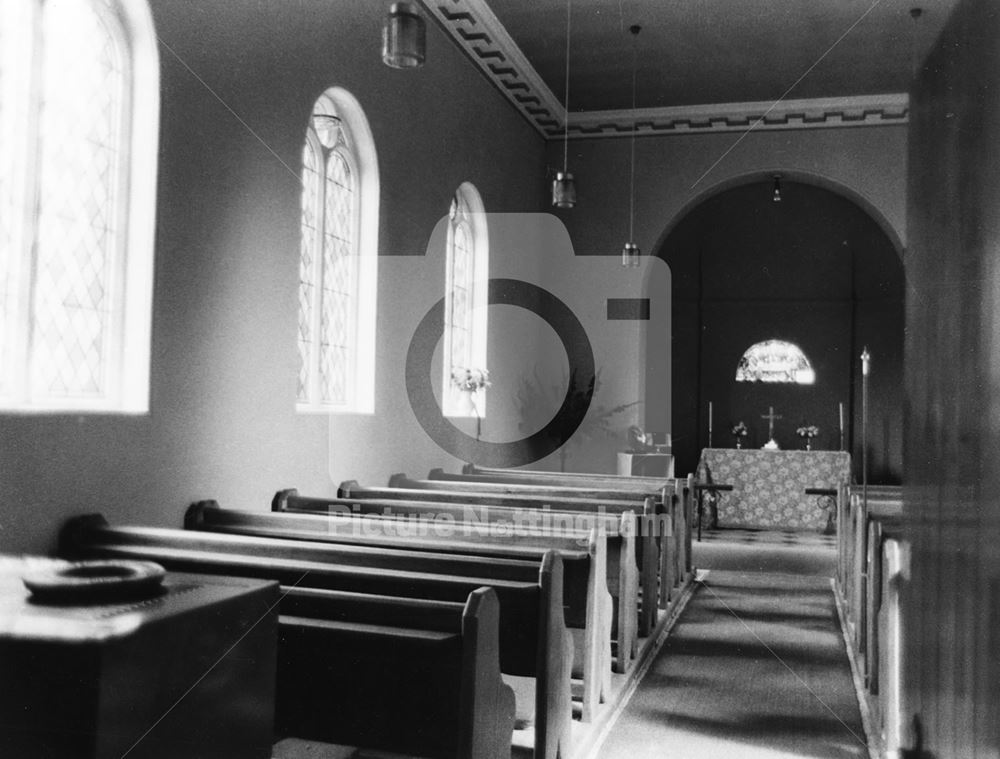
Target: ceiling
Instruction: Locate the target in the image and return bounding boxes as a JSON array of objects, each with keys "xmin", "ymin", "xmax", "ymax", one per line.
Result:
[{"xmin": 422, "ymin": 0, "xmax": 959, "ymax": 137}]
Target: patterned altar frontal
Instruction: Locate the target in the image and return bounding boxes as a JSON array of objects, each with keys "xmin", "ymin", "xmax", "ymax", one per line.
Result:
[{"xmin": 697, "ymin": 448, "xmax": 851, "ymax": 530}]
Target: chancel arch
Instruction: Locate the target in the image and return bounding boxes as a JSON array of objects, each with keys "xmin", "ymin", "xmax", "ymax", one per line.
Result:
[{"xmin": 649, "ymin": 176, "xmax": 904, "ymax": 481}]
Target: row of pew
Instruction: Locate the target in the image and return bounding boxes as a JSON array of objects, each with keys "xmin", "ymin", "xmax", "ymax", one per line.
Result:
[
  {"xmin": 58, "ymin": 465, "xmax": 697, "ymax": 759},
  {"xmin": 836, "ymin": 482, "xmax": 905, "ymax": 757}
]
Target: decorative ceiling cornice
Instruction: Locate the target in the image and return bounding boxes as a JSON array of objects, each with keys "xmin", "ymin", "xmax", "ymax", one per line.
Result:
[
  {"xmin": 566, "ymin": 94, "xmax": 910, "ymax": 138},
  {"xmin": 420, "ymin": 0, "xmax": 565, "ymax": 135},
  {"xmin": 421, "ymin": 0, "xmax": 909, "ymax": 138}
]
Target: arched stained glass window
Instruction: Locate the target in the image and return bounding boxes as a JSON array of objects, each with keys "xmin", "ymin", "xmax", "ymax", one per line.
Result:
[
  {"xmin": 298, "ymin": 88, "xmax": 378, "ymax": 413},
  {"xmin": 736, "ymin": 340, "xmax": 815, "ymax": 384}
]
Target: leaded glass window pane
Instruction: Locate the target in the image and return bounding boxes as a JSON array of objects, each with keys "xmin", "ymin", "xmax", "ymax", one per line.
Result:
[
  {"xmin": 448, "ymin": 221, "xmax": 474, "ymax": 375},
  {"xmin": 298, "ymin": 141, "xmax": 320, "ymax": 401},
  {"xmin": 319, "ymin": 151, "xmax": 355, "ymax": 405},
  {"xmin": 0, "ymin": 0, "xmax": 32, "ymax": 397},
  {"xmin": 32, "ymin": 0, "xmax": 125, "ymax": 399}
]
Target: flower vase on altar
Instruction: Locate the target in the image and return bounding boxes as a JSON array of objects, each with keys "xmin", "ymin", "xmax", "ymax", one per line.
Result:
[
  {"xmin": 797, "ymin": 425, "xmax": 819, "ymax": 451},
  {"xmin": 730, "ymin": 421, "xmax": 748, "ymax": 450}
]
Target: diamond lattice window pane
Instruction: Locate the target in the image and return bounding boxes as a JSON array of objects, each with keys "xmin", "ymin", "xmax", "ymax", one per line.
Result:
[
  {"xmin": 298, "ymin": 141, "xmax": 320, "ymax": 401},
  {"xmin": 318, "ymin": 151, "xmax": 356, "ymax": 405},
  {"xmin": 447, "ymin": 222, "xmax": 474, "ymax": 372},
  {"xmin": 0, "ymin": 0, "xmax": 33, "ymax": 396},
  {"xmin": 31, "ymin": 0, "xmax": 125, "ymax": 399}
]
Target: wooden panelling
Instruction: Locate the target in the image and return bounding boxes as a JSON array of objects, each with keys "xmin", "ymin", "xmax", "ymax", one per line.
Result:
[{"xmin": 904, "ymin": 0, "xmax": 1000, "ymax": 754}]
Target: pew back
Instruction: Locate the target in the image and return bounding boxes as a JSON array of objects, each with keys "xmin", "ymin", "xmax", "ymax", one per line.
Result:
[{"xmin": 331, "ymin": 483, "xmax": 660, "ymax": 635}]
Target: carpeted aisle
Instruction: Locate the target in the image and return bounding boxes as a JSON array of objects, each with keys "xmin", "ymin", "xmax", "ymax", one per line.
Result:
[{"xmin": 596, "ymin": 533, "xmax": 868, "ymax": 759}]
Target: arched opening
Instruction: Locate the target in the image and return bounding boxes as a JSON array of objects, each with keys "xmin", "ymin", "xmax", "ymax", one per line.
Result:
[{"xmin": 650, "ymin": 177, "xmax": 904, "ymax": 482}]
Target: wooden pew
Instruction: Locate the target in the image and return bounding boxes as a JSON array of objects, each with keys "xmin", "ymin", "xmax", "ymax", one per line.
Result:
[
  {"xmin": 195, "ymin": 497, "xmax": 630, "ymax": 671},
  {"xmin": 316, "ymin": 486, "xmax": 640, "ymax": 668},
  {"xmin": 460, "ymin": 463, "xmax": 672, "ymax": 495},
  {"xmin": 333, "ymin": 481, "xmax": 657, "ymax": 637},
  {"xmin": 456, "ymin": 464, "xmax": 691, "ymax": 606},
  {"xmin": 423, "ymin": 468, "xmax": 676, "ymax": 599},
  {"xmin": 382, "ymin": 473, "xmax": 665, "ymax": 632},
  {"xmin": 186, "ymin": 499, "xmax": 617, "ymax": 705},
  {"xmin": 424, "ymin": 467, "xmax": 667, "ymax": 505},
  {"xmin": 279, "ymin": 586, "xmax": 515, "ymax": 759},
  {"xmin": 836, "ymin": 486, "xmax": 904, "ymax": 758},
  {"xmin": 59, "ymin": 516, "xmax": 576, "ymax": 756}
]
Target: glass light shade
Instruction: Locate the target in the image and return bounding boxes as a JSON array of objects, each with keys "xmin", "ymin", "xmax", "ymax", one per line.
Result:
[
  {"xmin": 552, "ymin": 171, "xmax": 576, "ymax": 208},
  {"xmin": 382, "ymin": 2, "xmax": 426, "ymax": 69},
  {"xmin": 621, "ymin": 241, "xmax": 640, "ymax": 268},
  {"xmin": 772, "ymin": 175, "xmax": 782, "ymax": 202}
]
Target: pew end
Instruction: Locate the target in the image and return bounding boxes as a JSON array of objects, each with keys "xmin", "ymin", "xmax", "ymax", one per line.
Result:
[
  {"xmin": 184, "ymin": 499, "xmax": 220, "ymax": 530},
  {"xmin": 58, "ymin": 513, "xmax": 111, "ymax": 559},
  {"xmin": 337, "ymin": 480, "xmax": 360, "ymax": 498},
  {"xmin": 272, "ymin": 489, "xmax": 298, "ymax": 512},
  {"xmin": 458, "ymin": 587, "xmax": 519, "ymax": 759},
  {"xmin": 388, "ymin": 473, "xmax": 410, "ymax": 488}
]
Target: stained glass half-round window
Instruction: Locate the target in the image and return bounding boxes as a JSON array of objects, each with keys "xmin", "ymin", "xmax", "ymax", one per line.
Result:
[{"xmin": 736, "ymin": 340, "xmax": 815, "ymax": 384}]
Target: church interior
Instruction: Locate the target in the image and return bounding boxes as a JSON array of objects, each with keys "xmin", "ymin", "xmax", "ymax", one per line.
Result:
[{"xmin": 1, "ymin": 0, "xmax": 997, "ymax": 757}]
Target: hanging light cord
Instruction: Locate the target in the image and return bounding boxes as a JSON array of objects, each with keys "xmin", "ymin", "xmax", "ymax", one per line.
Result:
[
  {"xmin": 562, "ymin": 0, "xmax": 572, "ymax": 173},
  {"xmin": 628, "ymin": 26, "xmax": 639, "ymax": 241}
]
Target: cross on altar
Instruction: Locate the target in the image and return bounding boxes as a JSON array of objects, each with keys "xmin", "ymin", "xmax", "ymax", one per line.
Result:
[{"xmin": 761, "ymin": 406, "xmax": 782, "ymax": 440}]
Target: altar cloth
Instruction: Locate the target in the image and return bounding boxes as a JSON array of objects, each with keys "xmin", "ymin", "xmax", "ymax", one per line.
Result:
[{"xmin": 696, "ymin": 448, "xmax": 851, "ymax": 530}]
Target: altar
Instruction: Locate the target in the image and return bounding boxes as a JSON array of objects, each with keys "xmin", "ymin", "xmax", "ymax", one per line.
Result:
[{"xmin": 696, "ymin": 448, "xmax": 851, "ymax": 531}]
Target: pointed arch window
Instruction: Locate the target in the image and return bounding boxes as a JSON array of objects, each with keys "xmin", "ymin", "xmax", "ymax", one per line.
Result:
[
  {"xmin": 443, "ymin": 182, "xmax": 488, "ymax": 417},
  {"xmin": 298, "ymin": 89, "xmax": 379, "ymax": 413},
  {"xmin": 736, "ymin": 340, "xmax": 816, "ymax": 384},
  {"xmin": 0, "ymin": 0, "xmax": 158, "ymax": 412}
]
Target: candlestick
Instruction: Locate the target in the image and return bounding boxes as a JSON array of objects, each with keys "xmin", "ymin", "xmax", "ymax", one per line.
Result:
[
  {"xmin": 861, "ymin": 348, "xmax": 870, "ymax": 516},
  {"xmin": 708, "ymin": 401, "xmax": 713, "ymax": 447},
  {"xmin": 839, "ymin": 402, "xmax": 845, "ymax": 451}
]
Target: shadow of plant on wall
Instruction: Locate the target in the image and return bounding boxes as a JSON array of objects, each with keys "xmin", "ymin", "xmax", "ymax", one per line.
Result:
[{"xmin": 515, "ymin": 367, "xmax": 640, "ymax": 471}]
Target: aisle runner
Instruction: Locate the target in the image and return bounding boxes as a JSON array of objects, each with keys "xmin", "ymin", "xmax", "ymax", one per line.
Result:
[{"xmin": 596, "ymin": 570, "xmax": 868, "ymax": 759}]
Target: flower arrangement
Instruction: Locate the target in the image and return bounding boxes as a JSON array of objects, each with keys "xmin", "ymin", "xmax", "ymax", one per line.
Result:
[
  {"xmin": 731, "ymin": 421, "xmax": 748, "ymax": 448},
  {"xmin": 796, "ymin": 424, "xmax": 820, "ymax": 450},
  {"xmin": 451, "ymin": 366, "xmax": 490, "ymax": 393}
]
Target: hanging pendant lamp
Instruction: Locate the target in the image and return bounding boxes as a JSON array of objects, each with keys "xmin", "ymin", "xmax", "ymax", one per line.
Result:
[
  {"xmin": 382, "ymin": 2, "xmax": 426, "ymax": 69},
  {"xmin": 621, "ymin": 24, "xmax": 641, "ymax": 268},
  {"xmin": 772, "ymin": 174, "xmax": 782, "ymax": 203},
  {"xmin": 552, "ymin": 0, "xmax": 576, "ymax": 208}
]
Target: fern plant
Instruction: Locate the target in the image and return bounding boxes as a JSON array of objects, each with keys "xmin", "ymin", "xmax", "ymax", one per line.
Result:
[{"xmin": 515, "ymin": 366, "xmax": 639, "ymax": 471}]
